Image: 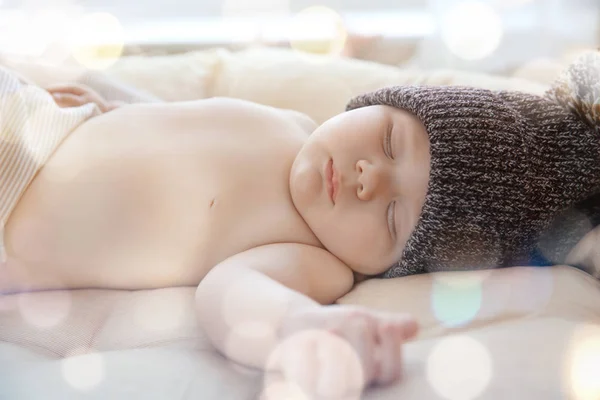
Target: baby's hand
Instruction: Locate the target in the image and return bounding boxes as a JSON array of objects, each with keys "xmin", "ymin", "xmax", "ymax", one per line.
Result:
[
  {"xmin": 45, "ymin": 83, "xmax": 124, "ymax": 113},
  {"xmin": 267, "ymin": 305, "xmax": 418, "ymax": 399}
]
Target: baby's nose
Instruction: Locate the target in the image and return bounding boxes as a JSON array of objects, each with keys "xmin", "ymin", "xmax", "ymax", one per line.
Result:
[{"xmin": 356, "ymin": 159, "xmax": 384, "ymax": 201}]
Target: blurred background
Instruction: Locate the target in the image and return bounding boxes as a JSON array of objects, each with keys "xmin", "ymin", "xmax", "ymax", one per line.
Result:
[{"xmin": 0, "ymin": 0, "xmax": 598, "ymax": 75}]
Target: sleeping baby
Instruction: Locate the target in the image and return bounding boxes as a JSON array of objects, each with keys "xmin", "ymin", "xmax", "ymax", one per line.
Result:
[{"xmin": 1, "ymin": 51, "xmax": 599, "ymax": 398}]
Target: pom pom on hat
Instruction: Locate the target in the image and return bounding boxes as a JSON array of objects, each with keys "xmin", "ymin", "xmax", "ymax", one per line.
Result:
[{"xmin": 546, "ymin": 50, "xmax": 600, "ymax": 132}]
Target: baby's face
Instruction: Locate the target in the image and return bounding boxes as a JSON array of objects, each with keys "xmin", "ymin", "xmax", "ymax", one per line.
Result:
[{"xmin": 290, "ymin": 105, "xmax": 431, "ymax": 275}]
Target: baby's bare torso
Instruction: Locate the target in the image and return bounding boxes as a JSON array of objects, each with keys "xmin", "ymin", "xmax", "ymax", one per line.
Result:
[{"xmin": 2, "ymin": 98, "xmax": 320, "ymax": 292}]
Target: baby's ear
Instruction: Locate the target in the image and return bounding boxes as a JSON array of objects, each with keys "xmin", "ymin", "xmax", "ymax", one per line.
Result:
[{"xmin": 545, "ymin": 50, "xmax": 600, "ymax": 131}]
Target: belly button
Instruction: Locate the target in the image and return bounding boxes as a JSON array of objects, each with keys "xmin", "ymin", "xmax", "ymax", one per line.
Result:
[{"xmin": 209, "ymin": 198, "xmax": 216, "ymax": 208}]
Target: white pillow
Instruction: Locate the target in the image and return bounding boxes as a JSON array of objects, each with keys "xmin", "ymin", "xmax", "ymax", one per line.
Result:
[
  {"xmin": 105, "ymin": 47, "xmax": 548, "ymax": 123},
  {"xmin": 2, "ymin": 47, "xmax": 549, "ymax": 124}
]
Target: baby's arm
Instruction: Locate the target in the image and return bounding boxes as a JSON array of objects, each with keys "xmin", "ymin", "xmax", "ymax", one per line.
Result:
[
  {"xmin": 196, "ymin": 243, "xmax": 351, "ymax": 367},
  {"xmin": 196, "ymin": 243, "xmax": 418, "ymax": 397}
]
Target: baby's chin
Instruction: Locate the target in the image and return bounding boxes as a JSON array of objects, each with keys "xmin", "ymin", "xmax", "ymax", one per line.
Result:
[
  {"xmin": 354, "ymin": 263, "xmax": 392, "ymax": 277},
  {"xmin": 325, "ymin": 247, "xmax": 393, "ymax": 276},
  {"xmin": 352, "ymin": 271, "xmax": 369, "ymax": 283}
]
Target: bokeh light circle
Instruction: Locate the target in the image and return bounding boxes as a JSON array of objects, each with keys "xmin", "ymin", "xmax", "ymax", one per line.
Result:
[
  {"xmin": 38, "ymin": 10, "xmax": 81, "ymax": 66},
  {"xmin": 61, "ymin": 348, "xmax": 105, "ymax": 391},
  {"xmin": 0, "ymin": 89, "xmax": 31, "ymax": 146},
  {"xmin": 264, "ymin": 329, "xmax": 363, "ymax": 400},
  {"xmin": 222, "ymin": 0, "xmax": 290, "ymax": 18},
  {"xmin": 260, "ymin": 380, "xmax": 310, "ymax": 400},
  {"xmin": 68, "ymin": 12, "xmax": 125, "ymax": 70},
  {"xmin": 224, "ymin": 320, "xmax": 278, "ymax": 370},
  {"xmin": 565, "ymin": 324, "xmax": 600, "ymax": 400},
  {"xmin": 431, "ymin": 274, "xmax": 483, "ymax": 327},
  {"xmin": 288, "ymin": 6, "xmax": 347, "ymax": 57},
  {"xmin": 0, "ymin": 10, "xmax": 46, "ymax": 57},
  {"xmin": 18, "ymin": 288, "xmax": 71, "ymax": 329},
  {"xmin": 440, "ymin": 1, "xmax": 503, "ymax": 61},
  {"xmin": 33, "ymin": 10, "xmax": 76, "ymax": 64},
  {"xmin": 427, "ymin": 335, "xmax": 493, "ymax": 400}
]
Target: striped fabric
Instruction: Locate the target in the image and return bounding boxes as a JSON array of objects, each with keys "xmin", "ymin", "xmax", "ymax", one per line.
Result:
[{"xmin": 0, "ymin": 66, "xmax": 98, "ymax": 261}]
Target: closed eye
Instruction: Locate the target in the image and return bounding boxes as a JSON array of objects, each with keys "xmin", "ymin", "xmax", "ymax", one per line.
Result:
[
  {"xmin": 387, "ymin": 201, "xmax": 397, "ymax": 239},
  {"xmin": 384, "ymin": 122, "xmax": 394, "ymax": 159}
]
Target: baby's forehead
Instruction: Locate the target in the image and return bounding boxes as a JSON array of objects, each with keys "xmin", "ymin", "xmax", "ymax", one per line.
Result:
[{"xmin": 346, "ymin": 103, "xmax": 424, "ymax": 123}]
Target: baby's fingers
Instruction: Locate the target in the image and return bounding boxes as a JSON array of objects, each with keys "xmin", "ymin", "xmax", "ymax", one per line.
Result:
[
  {"xmin": 288, "ymin": 347, "xmax": 317, "ymax": 394},
  {"xmin": 374, "ymin": 321, "xmax": 404, "ymax": 385},
  {"xmin": 270, "ymin": 330, "xmax": 365, "ymax": 400},
  {"xmin": 316, "ymin": 333, "xmax": 364, "ymax": 399},
  {"xmin": 106, "ymin": 100, "xmax": 126, "ymax": 111},
  {"xmin": 45, "ymin": 83, "xmax": 92, "ymax": 97},
  {"xmin": 373, "ymin": 312, "xmax": 419, "ymax": 340},
  {"xmin": 333, "ymin": 316, "xmax": 377, "ymax": 384},
  {"xmin": 397, "ymin": 315, "xmax": 419, "ymax": 341},
  {"xmin": 51, "ymin": 92, "xmax": 86, "ymax": 109}
]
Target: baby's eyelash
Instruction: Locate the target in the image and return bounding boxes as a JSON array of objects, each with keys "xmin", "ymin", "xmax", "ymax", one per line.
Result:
[
  {"xmin": 387, "ymin": 201, "xmax": 397, "ymax": 238},
  {"xmin": 385, "ymin": 125, "xmax": 394, "ymax": 159}
]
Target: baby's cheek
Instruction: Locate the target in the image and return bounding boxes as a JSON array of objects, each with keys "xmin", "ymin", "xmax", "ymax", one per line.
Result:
[{"xmin": 331, "ymin": 217, "xmax": 385, "ymax": 266}]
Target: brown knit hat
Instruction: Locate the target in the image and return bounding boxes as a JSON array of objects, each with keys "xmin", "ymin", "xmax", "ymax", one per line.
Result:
[{"xmin": 346, "ymin": 51, "xmax": 600, "ymax": 278}]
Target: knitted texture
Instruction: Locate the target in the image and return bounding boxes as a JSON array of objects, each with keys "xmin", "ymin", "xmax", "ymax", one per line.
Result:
[
  {"xmin": 546, "ymin": 50, "xmax": 600, "ymax": 132},
  {"xmin": 346, "ymin": 52, "xmax": 600, "ymax": 278}
]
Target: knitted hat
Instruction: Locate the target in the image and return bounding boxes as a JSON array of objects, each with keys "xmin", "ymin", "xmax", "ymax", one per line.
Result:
[{"xmin": 346, "ymin": 51, "xmax": 600, "ymax": 278}]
